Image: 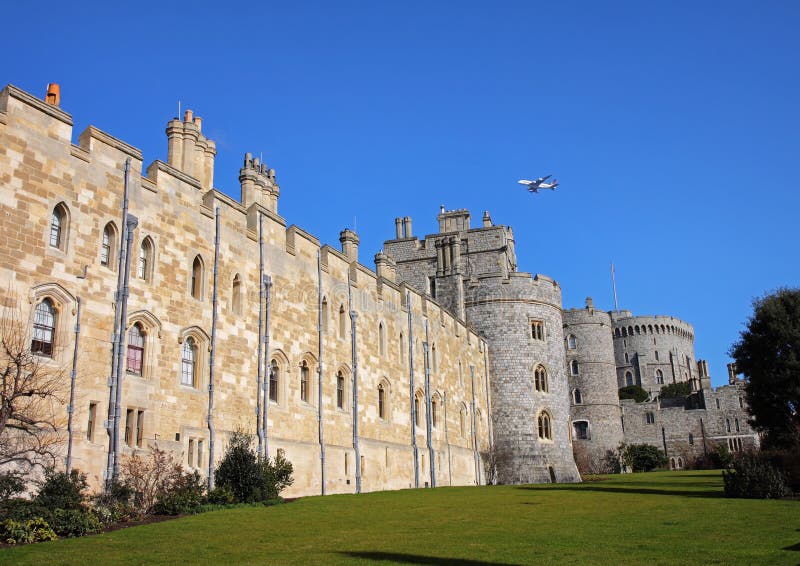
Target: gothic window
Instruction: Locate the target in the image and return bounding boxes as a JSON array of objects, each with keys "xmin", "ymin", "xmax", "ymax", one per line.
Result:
[
  {"xmin": 655, "ymin": 350, "xmax": 659, "ymax": 361},
  {"xmin": 645, "ymin": 412, "xmax": 655, "ymax": 425},
  {"xmin": 570, "ymin": 360, "xmax": 579, "ymax": 376},
  {"xmin": 715, "ymin": 398, "xmax": 720, "ymax": 409},
  {"xmin": 735, "ymin": 418, "xmax": 740, "ymax": 432},
  {"xmin": 269, "ymin": 360, "xmax": 279, "ymax": 403},
  {"xmin": 399, "ymin": 332, "xmax": 405, "ymax": 365},
  {"xmin": 338, "ymin": 305, "xmax": 346, "ymax": 339},
  {"xmin": 431, "ymin": 344, "xmax": 437, "ymax": 373},
  {"xmin": 625, "ymin": 371, "xmax": 634, "ymax": 386},
  {"xmin": 181, "ymin": 337, "xmax": 197, "ymax": 386},
  {"xmin": 573, "ymin": 420, "xmax": 589, "ymax": 440},
  {"xmin": 31, "ymin": 299, "xmax": 56, "ymax": 357},
  {"xmin": 100, "ymin": 223, "xmax": 116, "ymax": 267},
  {"xmin": 138, "ymin": 237, "xmax": 154, "ymax": 281},
  {"xmin": 86, "ymin": 402, "xmax": 97, "ymax": 442},
  {"xmin": 49, "ymin": 203, "xmax": 69, "ymax": 250},
  {"xmin": 126, "ymin": 323, "xmax": 145, "ymax": 376},
  {"xmin": 378, "ymin": 383, "xmax": 386, "ymax": 420},
  {"xmin": 573, "ymin": 389, "xmax": 582, "ymax": 404},
  {"xmin": 689, "ymin": 433, "xmax": 694, "ymax": 445},
  {"xmin": 321, "ymin": 298, "xmax": 328, "ymax": 332},
  {"xmin": 531, "ymin": 320, "xmax": 545, "ymax": 341},
  {"xmin": 624, "ymin": 352, "xmax": 629, "ymax": 364},
  {"xmin": 379, "ymin": 322, "xmax": 386, "ymax": 358},
  {"xmin": 414, "ymin": 392, "xmax": 423, "ymax": 427},
  {"xmin": 232, "ymin": 274, "xmax": 243, "ymax": 315},
  {"xmin": 300, "ymin": 361, "xmax": 309, "ymax": 403},
  {"xmin": 191, "ymin": 255, "xmax": 204, "ymax": 299},
  {"xmin": 567, "ymin": 334, "xmax": 577, "ymax": 350},
  {"xmin": 336, "ymin": 371, "xmax": 345, "ymax": 409},
  {"xmin": 656, "ymin": 369, "xmax": 664, "ymax": 384},
  {"xmin": 537, "ymin": 411, "xmax": 552, "ymax": 440},
  {"xmin": 431, "ymin": 395, "xmax": 439, "ymax": 428},
  {"xmin": 534, "ymin": 365, "xmax": 548, "ymax": 392}
]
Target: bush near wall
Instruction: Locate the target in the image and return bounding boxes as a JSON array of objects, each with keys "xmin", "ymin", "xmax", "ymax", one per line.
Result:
[
  {"xmin": 723, "ymin": 452, "xmax": 788, "ymax": 499},
  {"xmin": 618, "ymin": 386, "xmax": 649, "ymax": 403}
]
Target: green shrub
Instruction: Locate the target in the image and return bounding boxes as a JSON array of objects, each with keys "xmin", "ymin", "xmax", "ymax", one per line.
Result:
[
  {"xmin": 0, "ymin": 472, "xmax": 25, "ymax": 502},
  {"xmin": 620, "ymin": 443, "xmax": 667, "ymax": 472},
  {"xmin": 215, "ymin": 432, "xmax": 294, "ymax": 503},
  {"xmin": 153, "ymin": 470, "xmax": 206, "ymax": 515},
  {"xmin": 723, "ymin": 452, "xmax": 788, "ymax": 499},
  {"xmin": 0, "ymin": 498, "xmax": 54, "ymax": 524},
  {"xmin": 618, "ymin": 385, "xmax": 649, "ymax": 403},
  {"xmin": 710, "ymin": 444, "xmax": 734, "ymax": 469},
  {"xmin": 659, "ymin": 381, "xmax": 692, "ymax": 399},
  {"xmin": 0, "ymin": 517, "xmax": 57, "ymax": 545},
  {"xmin": 50, "ymin": 508, "xmax": 102, "ymax": 538},
  {"xmin": 35, "ymin": 469, "xmax": 88, "ymax": 511},
  {"xmin": 92, "ymin": 480, "xmax": 136, "ymax": 524},
  {"xmin": 206, "ymin": 485, "xmax": 236, "ymax": 505}
]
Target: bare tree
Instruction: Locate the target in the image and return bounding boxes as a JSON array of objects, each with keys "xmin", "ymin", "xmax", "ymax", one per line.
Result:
[{"xmin": 0, "ymin": 302, "xmax": 67, "ymax": 473}]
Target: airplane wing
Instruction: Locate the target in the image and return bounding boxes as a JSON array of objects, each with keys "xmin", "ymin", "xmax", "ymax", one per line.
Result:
[
  {"xmin": 518, "ymin": 179, "xmax": 532, "ymax": 185},
  {"xmin": 538, "ymin": 174, "xmax": 551, "ymax": 182}
]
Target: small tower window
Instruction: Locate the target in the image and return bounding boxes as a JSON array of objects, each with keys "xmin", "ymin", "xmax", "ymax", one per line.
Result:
[
  {"xmin": 570, "ymin": 360, "xmax": 579, "ymax": 376},
  {"xmin": 300, "ymin": 361, "xmax": 309, "ymax": 403},
  {"xmin": 656, "ymin": 369, "xmax": 664, "ymax": 384},
  {"xmin": 31, "ymin": 299, "xmax": 57, "ymax": 357},
  {"xmin": 232, "ymin": 274, "xmax": 243, "ymax": 315},
  {"xmin": 336, "ymin": 371, "xmax": 345, "ymax": 409},
  {"xmin": 534, "ymin": 365, "xmax": 548, "ymax": 392},
  {"xmin": 537, "ymin": 411, "xmax": 552, "ymax": 440},
  {"xmin": 567, "ymin": 334, "xmax": 577, "ymax": 350},
  {"xmin": 573, "ymin": 389, "xmax": 582, "ymax": 404},
  {"xmin": 191, "ymin": 255, "xmax": 204, "ymax": 299},
  {"xmin": 531, "ymin": 320, "xmax": 545, "ymax": 341},
  {"xmin": 269, "ymin": 360, "xmax": 279, "ymax": 403},
  {"xmin": 378, "ymin": 383, "xmax": 386, "ymax": 420},
  {"xmin": 645, "ymin": 412, "xmax": 655, "ymax": 425},
  {"xmin": 100, "ymin": 223, "xmax": 115, "ymax": 267},
  {"xmin": 573, "ymin": 421, "xmax": 589, "ymax": 440},
  {"xmin": 138, "ymin": 237, "xmax": 154, "ymax": 281}
]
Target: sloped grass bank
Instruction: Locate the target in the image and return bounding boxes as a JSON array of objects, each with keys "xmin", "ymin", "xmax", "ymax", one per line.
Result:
[{"xmin": 1, "ymin": 471, "xmax": 797, "ymax": 565}]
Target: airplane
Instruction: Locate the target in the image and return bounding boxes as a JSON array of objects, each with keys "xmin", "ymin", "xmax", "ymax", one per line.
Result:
[{"xmin": 518, "ymin": 175, "xmax": 559, "ymax": 193}]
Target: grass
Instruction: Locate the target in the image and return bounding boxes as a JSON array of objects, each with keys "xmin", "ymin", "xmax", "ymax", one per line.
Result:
[{"xmin": 1, "ymin": 470, "xmax": 797, "ymax": 565}]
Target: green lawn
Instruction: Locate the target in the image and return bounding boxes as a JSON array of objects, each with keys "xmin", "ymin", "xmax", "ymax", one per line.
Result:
[{"xmin": 1, "ymin": 471, "xmax": 797, "ymax": 565}]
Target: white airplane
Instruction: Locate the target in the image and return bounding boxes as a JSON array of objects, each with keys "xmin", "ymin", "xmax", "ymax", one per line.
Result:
[{"xmin": 518, "ymin": 175, "xmax": 559, "ymax": 193}]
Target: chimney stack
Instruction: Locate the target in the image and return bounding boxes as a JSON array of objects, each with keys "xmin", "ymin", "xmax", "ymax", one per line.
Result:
[
  {"xmin": 339, "ymin": 229, "xmax": 360, "ymax": 262},
  {"xmin": 403, "ymin": 216, "xmax": 412, "ymax": 238},
  {"xmin": 395, "ymin": 217, "xmax": 404, "ymax": 239},
  {"xmin": 45, "ymin": 83, "xmax": 60, "ymax": 106},
  {"xmin": 165, "ymin": 109, "xmax": 217, "ymax": 190},
  {"xmin": 374, "ymin": 252, "xmax": 397, "ymax": 282},
  {"xmin": 482, "ymin": 210, "xmax": 492, "ymax": 227}
]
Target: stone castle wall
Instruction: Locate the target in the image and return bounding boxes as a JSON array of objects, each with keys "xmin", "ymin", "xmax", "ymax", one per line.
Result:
[{"xmin": 0, "ymin": 84, "xmax": 492, "ymax": 496}]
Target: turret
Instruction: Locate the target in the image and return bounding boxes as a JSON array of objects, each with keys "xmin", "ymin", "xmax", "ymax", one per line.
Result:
[
  {"xmin": 339, "ymin": 229, "xmax": 359, "ymax": 262},
  {"xmin": 239, "ymin": 153, "xmax": 280, "ymax": 212},
  {"xmin": 165, "ymin": 110, "xmax": 216, "ymax": 190}
]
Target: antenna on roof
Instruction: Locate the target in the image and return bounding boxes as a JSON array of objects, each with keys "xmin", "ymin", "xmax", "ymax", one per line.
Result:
[
  {"xmin": 611, "ymin": 262, "xmax": 620, "ymax": 313},
  {"xmin": 178, "ymin": 100, "xmax": 181, "ymax": 120}
]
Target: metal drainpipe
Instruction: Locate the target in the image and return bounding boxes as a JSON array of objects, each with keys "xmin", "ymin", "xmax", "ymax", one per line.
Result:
[
  {"xmin": 700, "ymin": 418, "xmax": 708, "ymax": 457},
  {"xmin": 262, "ymin": 275, "xmax": 272, "ymax": 459},
  {"xmin": 469, "ymin": 365, "xmax": 480, "ymax": 485},
  {"xmin": 443, "ymin": 391, "xmax": 452, "ymax": 486},
  {"xmin": 317, "ymin": 250, "xmax": 326, "ymax": 495},
  {"xmin": 112, "ymin": 212, "xmax": 138, "ymax": 482},
  {"xmin": 348, "ymin": 270, "xmax": 361, "ymax": 493},
  {"xmin": 207, "ymin": 207, "xmax": 220, "ymax": 490},
  {"xmin": 482, "ymin": 344, "xmax": 495, "ymax": 483},
  {"xmin": 661, "ymin": 425, "xmax": 669, "ymax": 458},
  {"xmin": 256, "ymin": 213, "xmax": 265, "ymax": 457},
  {"xmin": 423, "ymin": 320, "xmax": 435, "ymax": 487},
  {"xmin": 106, "ymin": 157, "xmax": 131, "ymax": 487},
  {"xmin": 66, "ymin": 296, "xmax": 82, "ymax": 474},
  {"xmin": 407, "ymin": 291, "xmax": 418, "ymax": 488}
]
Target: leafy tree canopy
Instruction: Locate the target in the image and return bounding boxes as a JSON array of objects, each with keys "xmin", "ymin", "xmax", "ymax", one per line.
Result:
[
  {"xmin": 660, "ymin": 381, "xmax": 692, "ymax": 399},
  {"xmin": 618, "ymin": 385, "xmax": 649, "ymax": 403},
  {"xmin": 730, "ymin": 287, "xmax": 800, "ymax": 448}
]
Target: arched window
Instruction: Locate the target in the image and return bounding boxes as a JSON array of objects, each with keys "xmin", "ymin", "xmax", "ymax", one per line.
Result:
[
  {"xmin": 431, "ymin": 344, "xmax": 437, "ymax": 373},
  {"xmin": 656, "ymin": 369, "xmax": 664, "ymax": 384},
  {"xmin": 126, "ymin": 323, "xmax": 145, "ymax": 376},
  {"xmin": 399, "ymin": 332, "xmax": 405, "ymax": 364},
  {"xmin": 49, "ymin": 203, "xmax": 69, "ymax": 250},
  {"xmin": 269, "ymin": 360, "xmax": 279, "ymax": 403},
  {"xmin": 181, "ymin": 337, "xmax": 197, "ymax": 386},
  {"xmin": 534, "ymin": 365, "xmax": 548, "ymax": 392},
  {"xmin": 336, "ymin": 371, "xmax": 345, "ymax": 409},
  {"xmin": 232, "ymin": 274, "xmax": 243, "ymax": 315},
  {"xmin": 379, "ymin": 322, "xmax": 386, "ymax": 358},
  {"xmin": 537, "ymin": 411, "xmax": 552, "ymax": 440},
  {"xmin": 378, "ymin": 383, "xmax": 386, "ymax": 420},
  {"xmin": 573, "ymin": 389, "xmax": 582, "ymax": 404},
  {"xmin": 646, "ymin": 412, "xmax": 655, "ymax": 424},
  {"xmin": 31, "ymin": 299, "xmax": 57, "ymax": 356},
  {"xmin": 573, "ymin": 420, "xmax": 589, "ymax": 440},
  {"xmin": 300, "ymin": 360, "xmax": 310, "ymax": 403},
  {"xmin": 100, "ymin": 223, "xmax": 116, "ymax": 267},
  {"xmin": 458, "ymin": 360, "xmax": 463, "ymax": 387},
  {"xmin": 338, "ymin": 305, "xmax": 346, "ymax": 339},
  {"xmin": 567, "ymin": 334, "xmax": 577, "ymax": 350},
  {"xmin": 688, "ymin": 433, "xmax": 694, "ymax": 445},
  {"xmin": 655, "ymin": 350, "xmax": 659, "ymax": 361},
  {"xmin": 414, "ymin": 392, "xmax": 423, "ymax": 427},
  {"xmin": 138, "ymin": 237, "xmax": 154, "ymax": 281},
  {"xmin": 191, "ymin": 255, "xmax": 204, "ymax": 299},
  {"xmin": 431, "ymin": 395, "xmax": 439, "ymax": 428},
  {"xmin": 735, "ymin": 418, "xmax": 740, "ymax": 432},
  {"xmin": 624, "ymin": 352, "xmax": 629, "ymax": 364},
  {"xmin": 625, "ymin": 371, "xmax": 634, "ymax": 386},
  {"xmin": 570, "ymin": 360, "xmax": 579, "ymax": 376}
]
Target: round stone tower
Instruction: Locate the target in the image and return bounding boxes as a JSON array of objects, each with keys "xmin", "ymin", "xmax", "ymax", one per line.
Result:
[
  {"xmin": 610, "ymin": 311, "xmax": 697, "ymax": 397},
  {"xmin": 563, "ymin": 299, "xmax": 624, "ymax": 473},
  {"xmin": 465, "ymin": 272, "xmax": 580, "ymax": 484}
]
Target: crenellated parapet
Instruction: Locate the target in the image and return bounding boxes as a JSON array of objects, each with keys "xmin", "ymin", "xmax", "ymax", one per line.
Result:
[{"xmin": 239, "ymin": 152, "xmax": 280, "ymax": 212}]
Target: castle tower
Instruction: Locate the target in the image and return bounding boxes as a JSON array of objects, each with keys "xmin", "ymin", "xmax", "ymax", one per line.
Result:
[
  {"xmin": 383, "ymin": 208, "xmax": 580, "ymax": 483},
  {"xmin": 563, "ymin": 299, "xmax": 624, "ymax": 473},
  {"xmin": 165, "ymin": 110, "xmax": 217, "ymax": 190},
  {"xmin": 610, "ymin": 312, "xmax": 698, "ymax": 398}
]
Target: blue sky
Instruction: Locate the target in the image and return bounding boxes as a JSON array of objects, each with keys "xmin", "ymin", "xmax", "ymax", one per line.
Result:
[{"xmin": 3, "ymin": 1, "xmax": 798, "ymax": 386}]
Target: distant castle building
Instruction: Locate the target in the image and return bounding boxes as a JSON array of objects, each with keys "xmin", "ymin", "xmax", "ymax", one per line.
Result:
[{"xmin": 0, "ymin": 84, "xmax": 757, "ymax": 495}]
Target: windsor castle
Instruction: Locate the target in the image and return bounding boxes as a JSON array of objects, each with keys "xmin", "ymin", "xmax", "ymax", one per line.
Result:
[{"xmin": 0, "ymin": 84, "xmax": 758, "ymax": 496}]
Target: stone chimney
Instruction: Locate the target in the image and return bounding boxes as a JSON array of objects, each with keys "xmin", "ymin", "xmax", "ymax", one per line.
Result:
[
  {"xmin": 394, "ymin": 217, "xmax": 404, "ymax": 239},
  {"xmin": 239, "ymin": 153, "xmax": 280, "ymax": 212},
  {"xmin": 165, "ymin": 109, "xmax": 217, "ymax": 190},
  {"xmin": 374, "ymin": 252, "xmax": 397, "ymax": 282},
  {"xmin": 727, "ymin": 363, "xmax": 738, "ymax": 385},
  {"xmin": 482, "ymin": 210, "xmax": 492, "ymax": 227},
  {"xmin": 339, "ymin": 229, "xmax": 359, "ymax": 262},
  {"xmin": 403, "ymin": 216, "xmax": 412, "ymax": 238},
  {"xmin": 44, "ymin": 84, "xmax": 60, "ymax": 106}
]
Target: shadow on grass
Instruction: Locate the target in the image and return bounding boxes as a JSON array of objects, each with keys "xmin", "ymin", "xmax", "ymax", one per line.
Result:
[
  {"xmin": 516, "ymin": 484, "xmax": 722, "ymax": 499},
  {"xmin": 783, "ymin": 542, "xmax": 800, "ymax": 551},
  {"xmin": 339, "ymin": 552, "xmax": 518, "ymax": 565}
]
